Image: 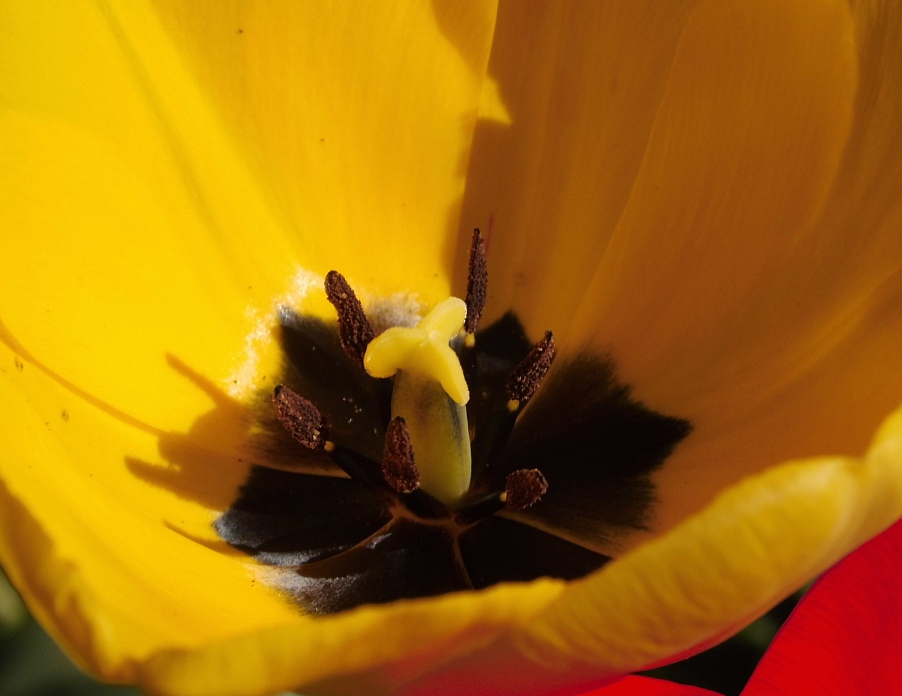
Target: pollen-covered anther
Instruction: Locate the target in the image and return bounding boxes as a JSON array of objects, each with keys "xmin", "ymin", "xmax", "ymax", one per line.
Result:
[
  {"xmin": 273, "ymin": 385, "xmax": 329, "ymax": 450},
  {"xmin": 324, "ymin": 270, "xmax": 375, "ymax": 366},
  {"xmin": 382, "ymin": 417, "xmax": 420, "ymax": 493},
  {"xmin": 505, "ymin": 468, "xmax": 549, "ymax": 510},
  {"xmin": 506, "ymin": 331, "xmax": 555, "ymax": 406},
  {"xmin": 464, "ymin": 228, "xmax": 487, "ymax": 339}
]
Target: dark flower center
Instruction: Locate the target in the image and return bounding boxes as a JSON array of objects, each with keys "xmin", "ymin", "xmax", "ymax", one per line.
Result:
[{"xmin": 215, "ymin": 230, "xmax": 692, "ymax": 614}]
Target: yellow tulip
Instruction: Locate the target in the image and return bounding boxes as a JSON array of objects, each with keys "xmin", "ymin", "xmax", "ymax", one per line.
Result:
[{"xmin": 1, "ymin": 1, "xmax": 902, "ymax": 695}]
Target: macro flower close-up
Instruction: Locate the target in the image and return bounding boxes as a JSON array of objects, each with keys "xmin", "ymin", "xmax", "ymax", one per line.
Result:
[{"xmin": 2, "ymin": 1, "xmax": 902, "ymax": 695}]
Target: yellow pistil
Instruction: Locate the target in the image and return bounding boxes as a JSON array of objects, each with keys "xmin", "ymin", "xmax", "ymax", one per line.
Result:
[
  {"xmin": 364, "ymin": 297, "xmax": 469, "ymax": 405},
  {"xmin": 364, "ymin": 297, "xmax": 471, "ymax": 505}
]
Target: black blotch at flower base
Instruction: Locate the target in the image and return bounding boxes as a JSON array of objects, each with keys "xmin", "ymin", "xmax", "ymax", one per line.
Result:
[{"xmin": 215, "ymin": 310, "xmax": 692, "ymax": 615}]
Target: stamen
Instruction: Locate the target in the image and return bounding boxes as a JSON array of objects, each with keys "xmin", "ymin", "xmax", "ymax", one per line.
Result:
[
  {"xmin": 273, "ymin": 385, "xmax": 329, "ymax": 450},
  {"xmin": 324, "ymin": 270, "xmax": 375, "ymax": 366},
  {"xmin": 472, "ymin": 333, "xmax": 556, "ymax": 477},
  {"xmin": 274, "ymin": 385, "xmax": 403, "ymax": 506},
  {"xmin": 382, "ymin": 417, "xmax": 420, "ymax": 493},
  {"xmin": 323, "ymin": 443, "xmax": 403, "ymax": 509},
  {"xmin": 464, "ymin": 228, "xmax": 487, "ymax": 340},
  {"xmin": 505, "ymin": 468, "xmax": 548, "ymax": 510},
  {"xmin": 325, "ymin": 430, "xmax": 448, "ymax": 520},
  {"xmin": 506, "ymin": 331, "xmax": 555, "ymax": 406},
  {"xmin": 453, "ymin": 491, "xmax": 506, "ymax": 526}
]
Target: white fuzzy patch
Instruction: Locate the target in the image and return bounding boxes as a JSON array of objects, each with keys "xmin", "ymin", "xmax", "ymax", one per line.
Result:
[
  {"xmin": 226, "ymin": 268, "xmax": 427, "ymax": 399},
  {"xmin": 226, "ymin": 268, "xmax": 321, "ymax": 399},
  {"xmin": 367, "ymin": 292, "xmax": 426, "ymax": 332}
]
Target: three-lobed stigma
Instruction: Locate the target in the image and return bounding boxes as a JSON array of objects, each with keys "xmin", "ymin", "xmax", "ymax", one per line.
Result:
[{"xmin": 364, "ymin": 296, "xmax": 470, "ymax": 405}]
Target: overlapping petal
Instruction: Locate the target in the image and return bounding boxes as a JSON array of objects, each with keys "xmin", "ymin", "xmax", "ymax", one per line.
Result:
[{"xmin": 575, "ymin": 517, "xmax": 902, "ymax": 696}]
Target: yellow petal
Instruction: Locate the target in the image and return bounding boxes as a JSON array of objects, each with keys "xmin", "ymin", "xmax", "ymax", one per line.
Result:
[
  {"xmin": 570, "ymin": 0, "xmax": 857, "ymax": 350},
  {"xmin": 0, "ymin": 113, "xmax": 257, "ymax": 449},
  {"xmin": 0, "ymin": 338, "xmax": 297, "ymax": 680},
  {"xmin": 567, "ymin": 0, "xmax": 856, "ymax": 353},
  {"xmin": 137, "ymin": 580, "xmax": 566, "ymax": 696},
  {"xmin": 456, "ymin": 0, "xmax": 708, "ymax": 331},
  {"xmin": 152, "ymin": 0, "xmax": 497, "ymax": 294},
  {"xmin": 0, "ymin": 0, "xmax": 496, "ymax": 441},
  {"xmin": 550, "ymin": 0, "xmax": 902, "ymax": 546},
  {"xmin": 467, "ymin": 0, "xmax": 876, "ymax": 543}
]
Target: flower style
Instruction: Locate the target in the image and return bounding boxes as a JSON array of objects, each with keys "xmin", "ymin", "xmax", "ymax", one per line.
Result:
[{"xmin": 2, "ymin": 2, "xmax": 902, "ymax": 696}]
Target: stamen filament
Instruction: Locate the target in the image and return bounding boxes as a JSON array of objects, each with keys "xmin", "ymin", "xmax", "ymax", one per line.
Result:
[{"xmin": 453, "ymin": 491, "xmax": 506, "ymax": 527}]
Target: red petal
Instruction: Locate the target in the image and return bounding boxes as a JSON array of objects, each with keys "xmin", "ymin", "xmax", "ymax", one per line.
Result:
[
  {"xmin": 743, "ymin": 519, "xmax": 902, "ymax": 695},
  {"xmin": 578, "ymin": 675, "xmax": 721, "ymax": 696}
]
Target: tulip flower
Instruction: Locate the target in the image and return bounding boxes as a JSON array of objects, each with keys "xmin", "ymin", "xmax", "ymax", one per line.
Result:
[{"xmin": 1, "ymin": 2, "xmax": 902, "ymax": 696}]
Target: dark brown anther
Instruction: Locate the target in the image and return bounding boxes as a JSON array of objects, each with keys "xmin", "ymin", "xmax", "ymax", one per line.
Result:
[
  {"xmin": 324, "ymin": 270, "xmax": 375, "ymax": 366},
  {"xmin": 506, "ymin": 331, "xmax": 555, "ymax": 405},
  {"xmin": 504, "ymin": 469, "xmax": 548, "ymax": 510},
  {"xmin": 382, "ymin": 417, "xmax": 420, "ymax": 493},
  {"xmin": 464, "ymin": 228, "xmax": 487, "ymax": 336},
  {"xmin": 273, "ymin": 385, "xmax": 329, "ymax": 450}
]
